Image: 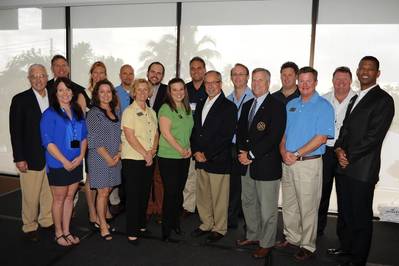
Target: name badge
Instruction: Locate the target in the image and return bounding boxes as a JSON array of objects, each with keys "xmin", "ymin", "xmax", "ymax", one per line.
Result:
[
  {"xmin": 288, "ymin": 107, "xmax": 296, "ymax": 112},
  {"xmin": 137, "ymin": 112, "xmax": 144, "ymax": 116}
]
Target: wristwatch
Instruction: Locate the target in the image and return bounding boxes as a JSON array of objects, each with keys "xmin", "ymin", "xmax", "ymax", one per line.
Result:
[{"xmin": 294, "ymin": 151, "xmax": 300, "ymax": 157}]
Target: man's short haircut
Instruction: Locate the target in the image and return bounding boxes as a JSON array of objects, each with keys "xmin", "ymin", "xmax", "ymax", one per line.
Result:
[
  {"xmin": 147, "ymin": 61, "xmax": 165, "ymax": 75},
  {"xmin": 333, "ymin": 66, "xmax": 352, "ymax": 79},
  {"xmin": 51, "ymin": 54, "xmax": 67, "ymax": 66},
  {"xmin": 204, "ymin": 70, "xmax": 222, "ymax": 81},
  {"xmin": 252, "ymin": 68, "xmax": 271, "ymax": 81},
  {"xmin": 359, "ymin": 56, "xmax": 380, "ymax": 71},
  {"xmin": 280, "ymin": 61, "xmax": 299, "ymax": 74},
  {"xmin": 230, "ymin": 63, "xmax": 249, "ymax": 76},
  {"xmin": 120, "ymin": 64, "xmax": 133, "ymax": 73},
  {"xmin": 298, "ymin": 66, "xmax": 318, "ymax": 81},
  {"xmin": 189, "ymin": 56, "xmax": 206, "ymax": 68},
  {"xmin": 28, "ymin": 64, "xmax": 47, "ymax": 77}
]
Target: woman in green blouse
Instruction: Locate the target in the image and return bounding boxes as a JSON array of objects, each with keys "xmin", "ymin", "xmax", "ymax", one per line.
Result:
[{"xmin": 158, "ymin": 78, "xmax": 194, "ymax": 242}]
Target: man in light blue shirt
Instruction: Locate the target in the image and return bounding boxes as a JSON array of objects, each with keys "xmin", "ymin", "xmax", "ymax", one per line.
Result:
[
  {"xmin": 111, "ymin": 64, "xmax": 134, "ymax": 214},
  {"xmin": 226, "ymin": 63, "xmax": 254, "ymax": 229},
  {"xmin": 277, "ymin": 67, "xmax": 334, "ymax": 261},
  {"xmin": 115, "ymin": 64, "xmax": 134, "ymax": 114}
]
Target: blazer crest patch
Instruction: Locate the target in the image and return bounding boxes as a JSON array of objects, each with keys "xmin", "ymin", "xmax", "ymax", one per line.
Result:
[{"xmin": 256, "ymin": 121, "xmax": 266, "ymax": 131}]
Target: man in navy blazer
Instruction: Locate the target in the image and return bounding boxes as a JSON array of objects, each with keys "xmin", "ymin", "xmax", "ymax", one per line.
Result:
[
  {"xmin": 190, "ymin": 70, "xmax": 237, "ymax": 242},
  {"xmin": 236, "ymin": 68, "xmax": 286, "ymax": 259},
  {"xmin": 331, "ymin": 56, "xmax": 395, "ymax": 266},
  {"xmin": 9, "ymin": 64, "xmax": 53, "ymax": 242}
]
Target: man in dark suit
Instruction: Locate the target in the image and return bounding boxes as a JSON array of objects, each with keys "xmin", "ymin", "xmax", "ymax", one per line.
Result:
[
  {"xmin": 47, "ymin": 54, "xmax": 85, "ymax": 96},
  {"xmin": 190, "ymin": 70, "xmax": 237, "ymax": 242},
  {"xmin": 330, "ymin": 56, "xmax": 395, "ymax": 266},
  {"xmin": 146, "ymin": 61, "xmax": 167, "ymax": 223},
  {"xmin": 236, "ymin": 68, "xmax": 286, "ymax": 259},
  {"xmin": 147, "ymin": 61, "xmax": 167, "ymax": 114},
  {"xmin": 9, "ymin": 64, "xmax": 53, "ymax": 242}
]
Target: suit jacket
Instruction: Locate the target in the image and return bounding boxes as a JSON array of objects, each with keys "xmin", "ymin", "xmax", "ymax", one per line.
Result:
[
  {"xmin": 9, "ymin": 88, "xmax": 46, "ymax": 170},
  {"xmin": 335, "ymin": 85, "xmax": 394, "ymax": 184},
  {"xmin": 191, "ymin": 93, "xmax": 237, "ymax": 174},
  {"xmin": 237, "ymin": 94, "xmax": 286, "ymax": 181},
  {"xmin": 152, "ymin": 83, "xmax": 167, "ymax": 114}
]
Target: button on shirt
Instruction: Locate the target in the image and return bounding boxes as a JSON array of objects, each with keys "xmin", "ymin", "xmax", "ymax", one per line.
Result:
[
  {"xmin": 202, "ymin": 93, "xmax": 221, "ymax": 125},
  {"xmin": 285, "ymin": 92, "xmax": 335, "ymax": 156},
  {"xmin": 32, "ymin": 88, "xmax": 49, "ymax": 113},
  {"xmin": 227, "ymin": 87, "xmax": 254, "ymax": 143},
  {"xmin": 323, "ymin": 89, "xmax": 356, "ymax": 147},
  {"xmin": 121, "ymin": 101, "xmax": 158, "ymax": 160}
]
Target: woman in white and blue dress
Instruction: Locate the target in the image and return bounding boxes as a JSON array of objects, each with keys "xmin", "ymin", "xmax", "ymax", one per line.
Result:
[{"xmin": 86, "ymin": 79, "xmax": 121, "ymax": 240}]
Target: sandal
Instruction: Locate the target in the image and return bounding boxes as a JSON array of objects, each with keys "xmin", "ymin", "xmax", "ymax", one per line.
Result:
[
  {"xmin": 65, "ymin": 233, "xmax": 80, "ymax": 245},
  {"xmin": 101, "ymin": 233, "xmax": 112, "ymax": 241},
  {"xmin": 95, "ymin": 222, "xmax": 116, "ymax": 232},
  {"xmin": 54, "ymin": 235, "xmax": 71, "ymax": 247}
]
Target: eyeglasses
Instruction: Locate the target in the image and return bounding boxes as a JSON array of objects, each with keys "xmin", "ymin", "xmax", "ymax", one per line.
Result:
[
  {"xmin": 204, "ymin": 80, "xmax": 221, "ymax": 86},
  {"xmin": 29, "ymin": 74, "xmax": 47, "ymax": 80}
]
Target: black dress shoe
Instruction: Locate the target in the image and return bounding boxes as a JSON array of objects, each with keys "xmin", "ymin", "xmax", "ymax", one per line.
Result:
[
  {"xmin": 191, "ymin": 228, "xmax": 210, "ymax": 237},
  {"xmin": 206, "ymin": 232, "xmax": 224, "ymax": 243},
  {"xmin": 25, "ymin": 231, "xmax": 40, "ymax": 242},
  {"xmin": 327, "ymin": 248, "xmax": 351, "ymax": 256},
  {"xmin": 173, "ymin": 227, "xmax": 185, "ymax": 235},
  {"xmin": 40, "ymin": 224, "xmax": 54, "ymax": 231},
  {"xmin": 162, "ymin": 235, "xmax": 181, "ymax": 243},
  {"xmin": 337, "ymin": 262, "xmax": 358, "ymax": 266}
]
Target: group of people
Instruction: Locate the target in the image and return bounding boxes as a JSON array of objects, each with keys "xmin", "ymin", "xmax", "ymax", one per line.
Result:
[{"xmin": 9, "ymin": 54, "xmax": 394, "ymax": 266}]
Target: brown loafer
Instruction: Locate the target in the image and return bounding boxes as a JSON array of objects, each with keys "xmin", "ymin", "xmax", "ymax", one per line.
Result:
[
  {"xmin": 252, "ymin": 247, "xmax": 271, "ymax": 259},
  {"xmin": 236, "ymin": 239, "xmax": 259, "ymax": 247},
  {"xmin": 275, "ymin": 239, "xmax": 298, "ymax": 249},
  {"xmin": 294, "ymin": 248, "xmax": 315, "ymax": 261}
]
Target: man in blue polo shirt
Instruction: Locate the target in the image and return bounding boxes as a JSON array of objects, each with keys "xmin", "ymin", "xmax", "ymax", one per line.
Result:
[{"xmin": 277, "ymin": 66, "xmax": 334, "ymax": 261}]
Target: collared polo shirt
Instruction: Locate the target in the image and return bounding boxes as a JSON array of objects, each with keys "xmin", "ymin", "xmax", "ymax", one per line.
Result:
[
  {"xmin": 285, "ymin": 91, "xmax": 334, "ymax": 156},
  {"xmin": 115, "ymin": 84, "xmax": 132, "ymax": 113},
  {"xmin": 121, "ymin": 101, "xmax": 158, "ymax": 160}
]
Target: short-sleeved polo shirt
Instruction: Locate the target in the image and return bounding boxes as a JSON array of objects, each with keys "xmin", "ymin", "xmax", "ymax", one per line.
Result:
[
  {"xmin": 285, "ymin": 91, "xmax": 334, "ymax": 156},
  {"xmin": 157, "ymin": 104, "xmax": 194, "ymax": 159},
  {"xmin": 121, "ymin": 101, "xmax": 158, "ymax": 160}
]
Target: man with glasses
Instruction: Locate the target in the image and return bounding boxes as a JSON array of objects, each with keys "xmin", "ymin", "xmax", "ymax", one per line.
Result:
[
  {"xmin": 190, "ymin": 70, "xmax": 237, "ymax": 243},
  {"xmin": 9, "ymin": 64, "xmax": 53, "ymax": 242},
  {"xmin": 226, "ymin": 63, "xmax": 253, "ymax": 229}
]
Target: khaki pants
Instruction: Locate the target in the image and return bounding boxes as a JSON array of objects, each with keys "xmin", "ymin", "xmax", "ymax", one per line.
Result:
[
  {"xmin": 196, "ymin": 169, "xmax": 229, "ymax": 235},
  {"xmin": 182, "ymin": 159, "xmax": 197, "ymax": 212},
  {"xmin": 281, "ymin": 158, "xmax": 322, "ymax": 252},
  {"xmin": 19, "ymin": 168, "xmax": 53, "ymax": 232}
]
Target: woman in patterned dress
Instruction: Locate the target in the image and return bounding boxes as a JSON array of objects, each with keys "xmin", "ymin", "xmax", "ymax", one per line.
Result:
[{"xmin": 86, "ymin": 79, "xmax": 121, "ymax": 240}]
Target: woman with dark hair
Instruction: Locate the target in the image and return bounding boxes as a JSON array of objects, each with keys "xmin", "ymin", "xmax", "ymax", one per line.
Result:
[
  {"xmin": 40, "ymin": 77, "xmax": 87, "ymax": 246},
  {"xmin": 121, "ymin": 79, "xmax": 159, "ymax": 245},
  {"xmin": 158, "ymin": 78, "xmax": 193, "ymax": 242},
  {"xmin": 86, "ymin": 79, "xmax": 121, "ymax": 240}
]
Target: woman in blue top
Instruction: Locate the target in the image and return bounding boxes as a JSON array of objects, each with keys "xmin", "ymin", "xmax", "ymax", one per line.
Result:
[{"xmin": 40, "ymin": 77, "xmax": 87, "ymax": 247}]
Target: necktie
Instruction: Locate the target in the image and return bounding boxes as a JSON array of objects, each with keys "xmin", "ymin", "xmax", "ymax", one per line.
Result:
[{"xmin": 248, "ymin": 98, "xmax": 257, "ymax": 128}]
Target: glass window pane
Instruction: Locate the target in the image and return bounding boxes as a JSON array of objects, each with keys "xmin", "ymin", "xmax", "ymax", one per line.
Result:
[{"xmin": 0, "ymin": 7, "xmax": 66, "ymax": 174}]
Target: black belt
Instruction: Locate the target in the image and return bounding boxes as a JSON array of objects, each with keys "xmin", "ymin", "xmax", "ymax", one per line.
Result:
[{"xmin": 297, "ymin": 155, "xmax": 321, "ymax": 161}]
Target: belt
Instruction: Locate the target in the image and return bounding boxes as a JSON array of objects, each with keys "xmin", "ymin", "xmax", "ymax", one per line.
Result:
[{"xmin": 297, "ymin": 155, "xmax": 321, "ymax": 161}]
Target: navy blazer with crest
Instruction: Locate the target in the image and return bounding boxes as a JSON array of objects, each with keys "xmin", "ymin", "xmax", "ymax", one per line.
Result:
[
  {"xmin": 237, "ymin": 93, "xmax": 286, "ymax": 181},
  {"xmin": 191, "ymin": 92, "xmax": 237, "ymax": 174},
  {"xmin": 335, "ymin": 85, "xmax": 394, "ymax": 184},
  {"xmin": 9, "ymin": 88, "xmax": 47, "ymax": 171}
]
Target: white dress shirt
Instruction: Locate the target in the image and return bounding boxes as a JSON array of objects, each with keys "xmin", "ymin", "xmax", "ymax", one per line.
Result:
[
  {"xmin": 32, "ymin": 88, "xmax": 49, "ymax": 113},
  {"xmin": 150, "ymin": 84, "xmax": 160, "ymax": 108},
  {"xmin": 351, "ymin": 84, "xmax": 378, "ymax": 113},
  {"xmin": 201, "ymin": 92, "xmax": 221, "ymax": 125},
  {"xmin": 323, "ymin": 89, "xmax": 356, "ymax": 147}
]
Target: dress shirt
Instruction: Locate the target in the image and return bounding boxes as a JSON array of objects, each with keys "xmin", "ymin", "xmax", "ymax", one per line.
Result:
[
  {"xmin": 323, "ymin": 89, "xmax": 356, "ymax": 147},
  {"xmin": 115, "ymin": 84, "xmax": 132, "ymax": 113},
  {"xmin": 272, "ymin": 87, "xmax": 300, "ymax": 105},
  {"xmin": 201, "ymin": 92, "xmax": 221, "ymax": 125},
  {"xmin": 32, "ymin": 88, "xmax": 49, "ymax": 113},
  {"xmin": 149, "ymin": 84, "xmax": 160, "ymax": 108},
  {"xmin": 350, "ymin": 84, "xmax": 378, "ymax": 112}
]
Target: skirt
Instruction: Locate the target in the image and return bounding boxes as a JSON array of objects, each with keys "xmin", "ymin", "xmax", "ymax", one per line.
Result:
[{"xmin": 47, "ymin": 165, "xmax": 83, "ymax": 186}]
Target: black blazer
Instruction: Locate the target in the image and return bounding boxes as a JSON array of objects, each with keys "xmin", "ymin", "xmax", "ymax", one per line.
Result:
[
  {"xmin": 237, "ymin": 94, "xmax": 286, "ymax": 181},
  {"xmin": 9, "ymin": 88, "xmax": 46, "ymax": 171},
  {"xmin": 191, "ymin": 93, "xmax": 237, "ymax": 174},
  {"xmin": 152, "ymin": 83, "xmax": 167, "ymax": 114},
  {"xmin": 335, "ymin": 85, "xmax": 394, "ymax": 184}
]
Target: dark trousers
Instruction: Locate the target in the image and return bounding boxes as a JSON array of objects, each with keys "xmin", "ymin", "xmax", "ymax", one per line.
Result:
[
  {"xmin": 228, "ymin": 144, "xmax": 244, "ymax": 228},
  {"xmin": 318, "ymin": 146, "xmax": 345, "ymax": 238},
  {"xmin": 340, "ymin": 176, "xmax": 375, "ymax": 266},
  {"xmin": 158, "ymin": 157, "xmax": 190, "ymax": 236},
  {"xmin": 123, "ymin": 159, "xmax": 154, "ymax": 237}
]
